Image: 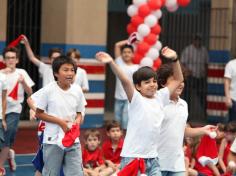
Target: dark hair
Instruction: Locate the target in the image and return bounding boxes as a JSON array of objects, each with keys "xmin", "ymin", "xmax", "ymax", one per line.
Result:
[
  {"xmin": 84, "ymin": 129, "xmax": 101, "ymax": 141},
  {"xmin": 2, "ymin": 47, "xmax": 20, "ymax": 59},
  {"xmin": 120, "ymin": 44, "xmax": 134, "ymax": 53},
  {"xmin": 66, "ymin": 48, "xmax": 81, "ymax": 59},
  {"xmin": 225, "ymin": 122, "xmax": 236, "ymax": 133},
  {"xmin": 156, "ymin": 64, "xmax": 173, "ymax": 89},
  {"xmin": 216, "ymin": 123, "xmax": 225, "ymax": 132},
  {"xmin": 48, "ymin": 48, "xmax": 63, "ymax": 58},
  {"xmin": 52, "ymin": 55, "xmax": 77, "ymax": 80},
  {"xmin": 133, "ymin": 66, "xmax": 157, "ymax": 86},
  {"xmin": 105, "ymin": 120, "xmax": 122, "ymax": 132}
]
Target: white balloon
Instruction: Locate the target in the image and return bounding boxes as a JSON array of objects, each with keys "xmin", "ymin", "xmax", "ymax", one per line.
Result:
[
  {"xmin": 167, "ymin": 3, "xmax": 179, "ymax": 12},
  {"xmin": 153, "ymin": 41, "xmax": 162, "ymax": 50},
  {"xmin": 137, "ymin": 24, "xmax": 151, "ymax": 37},
  {"xmin": 140, "ymin": 57, "xmax": 153, "ymax": 67},
  {"xmin": 165, "ymin": 0, "xmax": 177, "ymax": 7},
  {"xmin": 133, "ymin": 0, "xmax": 147, "ymax": 7},
  {"xmin": 152, "ymin": 10, "xmax": 162, "ymax": 20},
  {"xmin": 146, "ymin": 48, "xmax": 160, "ymax": 60},
  {"xmin": 144, "ymin": 14, "xmax": 158, "ymax": 27},
  {"xmin": 209, "ymin": 131, "xmax": 217, "ymax": 139},
  {"xmin": 127, "ymin": 5, "xmax": 138, "ymax": 17}
]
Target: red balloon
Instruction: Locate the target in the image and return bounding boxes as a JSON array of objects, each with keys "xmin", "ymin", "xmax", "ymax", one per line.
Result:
[
  {"xmin": 143, "ymin": 33, "xmax": 157, "ymax": 45},
  {"xmin": 151, "ymin": 24, "xmax": 161, "ymax": 35},
  {"xmin": 153, "ymin": 58, "xmax": 162, "ymax": 71},
  {"xmin": 177, "ymin": 0, "xmax": 191, "ymax": 7},
  {"xmin": 133, "ymin": 53, "xmax": 144, "ymax": 64},
  {"xmin": 137, "ymin": 42, "xmax": 150, "ymax": 55},
  {"xmin": 127, "ymin": 23, "xmax": 137, "ymax": 35},
  {"xmin": 148, "ymin": 0, "xmax": 162, "ymax": 10},
  {"xmin": 138, "ymin": 4, "xmax": 151, "ymax": 18},
  {"xmin": 131, "ymin": 15, "xmax": 144, "ymax": 27}
]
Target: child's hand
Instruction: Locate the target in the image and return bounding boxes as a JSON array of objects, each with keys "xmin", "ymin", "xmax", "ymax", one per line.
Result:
[
  {"xmin": 95, "ymin": 52, "xmax": 113, "ymax": 64},
  {"xmin": 2, "ymin": 119, "xmax": 7, "ymax": 131},
  {"xmin": 21, "ymin": 35, "xmax": 28, "ymax": 44},
  {"xmin": 161, "ymin": 46, "xmax": 178, "ymax": 61},
  {"xmin": 60, "ymin": 120, "xmax": 71, "ymax": 133},
  {"xmin": 29, "ymin": 109, "xmax": 36, "ymax": 120}
]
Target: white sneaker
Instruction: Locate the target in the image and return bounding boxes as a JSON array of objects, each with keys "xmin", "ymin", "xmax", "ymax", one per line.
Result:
[{"xmin": 8, "ymin": 149, "xmax": 16, "ymax": 171}]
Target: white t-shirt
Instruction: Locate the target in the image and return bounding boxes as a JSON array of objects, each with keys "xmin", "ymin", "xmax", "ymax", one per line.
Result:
[
  {"xmin": 120, "ymin": 87, "xmax": 170, "ymax": 158},
  {"xmin": 181, "ymin": 44, "xmax": 209, "ymax": 78},
  {"xmin": 38, "ymin": 62, "xmax": 54, "ymax": 87},
  {"xmin": 224, "ymin": 59, "xmax": 236, "ymax": 101},
  {"xmin": 74, "ymin": 67, "xmax": 89, "ymax": 91},
  {"xmin": 33, "ymin": 81, "xmax": 86, "ymax": 144},
  {"xmin": 2, "ymin": 68, "xmax": 35, "ymax": 113},
  {"xmin": 0, "ymin": 73, "xmax": 7, "ymax": 119},
  {"xmin": 157, "ymin": 98, "xmax": 188, "ymax": 172},
  {"xmin": 230, "ymin": 138, "xmax": 236, "ymax": 153},
  {"xmin": 115, "ymin": 57, "xmax": 139, "ymax": 100}
]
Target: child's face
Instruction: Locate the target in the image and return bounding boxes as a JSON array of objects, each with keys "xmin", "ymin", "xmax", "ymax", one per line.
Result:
[
  {"xmin": 4, "ymin": 51, "xmax": 19, "ymax": 69},
  {"xmin": 216, "ymin": 130, "xmax": 225, "ymax": 140},
  {"xmin": 55, "ymin": 63, "xmax": 75, "ymax": 86},
  {"xmin": 86, "ymin": 135, "xmax": 100, "ymax": 151},
  {"xmin": 121, "ymin": 48, "xmax": 133, "ymax": 63},
  {"xmin": 107, "ymin": 127, "xmax": 122, "ymax": 142},
  {"xmin": 136, "ymin": 77, "xmax": 158, "ymax": 98}
]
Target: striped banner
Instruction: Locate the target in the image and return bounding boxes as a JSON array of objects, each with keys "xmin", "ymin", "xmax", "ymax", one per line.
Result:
[
  {"xmin": 79, "ymin": 59, "xmax": 106, "ymax": 128},
  {"xmin": 207, "ymin": 50, "xmax": 230, "ymax": 122}
]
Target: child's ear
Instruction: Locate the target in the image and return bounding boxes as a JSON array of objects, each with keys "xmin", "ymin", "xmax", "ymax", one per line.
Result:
[
  {"xmin": 16, "ymin": 58, "xmax": 19, "ymax": 64},
  {"xmin": 106, "ymin": 131, "xmax": 110, "ymax": 137},
  {"xmin": 135, "ymin": 84, "xmax": 141, "ymax": 91}
]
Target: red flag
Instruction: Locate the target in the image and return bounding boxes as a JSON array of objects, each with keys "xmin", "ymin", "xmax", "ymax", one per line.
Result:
[
  {"xmin": 8, "ymin": 82, "xmax": 19, "ymax": 101},
  {"xmin": 62, "ymin": 124, "xmax": 80, "ymax": 147},
  {"xmin": 7, "ymin": 35, "xmax": 25, "ymax": 48},
  {"xmin": 116, "ymin": 158, "xmax": 146, "ymax": 176}
]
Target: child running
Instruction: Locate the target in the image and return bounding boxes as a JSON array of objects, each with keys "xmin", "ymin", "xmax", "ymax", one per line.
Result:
[{"xmin": 95, "ymin": 46, "xmax": 183, "ymax": 175}]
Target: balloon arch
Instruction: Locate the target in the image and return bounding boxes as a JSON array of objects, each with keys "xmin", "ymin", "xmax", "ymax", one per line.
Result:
[{"xmin": 126, "ymin": 0, "xmax": 191, "ymax": 70}]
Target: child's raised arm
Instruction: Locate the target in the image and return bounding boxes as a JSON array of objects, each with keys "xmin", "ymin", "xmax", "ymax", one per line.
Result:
[
  {"xmin": 161, "ymin": 47, "xmax": 184, "ymax": 95},
  {"xmin": 96, "ymin": 52, "xmax": 134, "ymax": 102},
  {"xmin": 22, "ymin": 36, "xmax": 41, "ymax": 66}
]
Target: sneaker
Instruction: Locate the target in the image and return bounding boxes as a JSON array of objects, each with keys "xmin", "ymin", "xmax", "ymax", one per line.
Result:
[
  {"xmin": 8, "ymin": 149, "xmax": 16, "ymax": 171},
  {"xmin": 0, "ymin": 167, "xmax": 6, "ymax": 176}
]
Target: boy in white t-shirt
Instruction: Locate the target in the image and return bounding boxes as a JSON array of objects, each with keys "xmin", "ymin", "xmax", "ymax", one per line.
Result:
[
  {"xmin": 224, "ymin": 58, "xmax": 236, "ymax": 122},
  {"xmin": 156, "ymin": 64, "xmax": 215, "ymax": 176},
  {"xmin": 33, "ymin": 55, "xmax": 86, "ymax": 176},
  {"xmin": 95, "ymin": 46, "xmax": 183, "ymax": 175},
  {"xmin": 0, "ymin": 72, "xmax": 8, "ymax": 175},
  {"xmin": 0, "ymin": 47, "xmax": 34, "ymax": 175},
  {"xmin": 22, "ymin": 36, "xmax": 62, "ymax": 87},
  {"xmin": 114, "ymin": 40, "xmax": 139, "ymax": 129},
  {"xmin": 66, "ymin": 48, "xmax": 89, "ymax": 92}
]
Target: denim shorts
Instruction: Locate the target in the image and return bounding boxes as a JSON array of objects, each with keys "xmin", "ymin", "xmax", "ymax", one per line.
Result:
[
  {"xmin": 42, "ymin": 143, "xmax": 84, "ymax": 176},
  {"xmin": 4, "ymin": 112, "xmax": 20, "ymax": 147},
  {"xmin": 229, "ymin": 99, "xmax": 236, "ymax": 122},
  {"xmin": 114, "ymin": 99, "xmax": 129, "ymax": 129},
  {"xmin": 120, "ymin": 157, "xmax": 162, "ymax": 176}
]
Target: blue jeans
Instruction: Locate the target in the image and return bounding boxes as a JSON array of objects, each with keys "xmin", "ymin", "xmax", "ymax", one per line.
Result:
[
  {"xmin": 229, "ymin": 100, "xmax": 236, "ymax": 122},
  {"xmin": 42, "ymin": 143, "xmax": 83, "ymax": 176},
  {"xmin": 114, "ymin": 99, "xmax": 129, "ymax": 129},
  {"xmin": 162, "ymin": 171, "xmax": 185, "ymax": 176},
  {"xmin": 120, "ymin": 157, "xmax": 162, "ymax": 176},
  {"xmin": 4, "ymin": 112, "xmax": 20, "ymax": 147}
]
